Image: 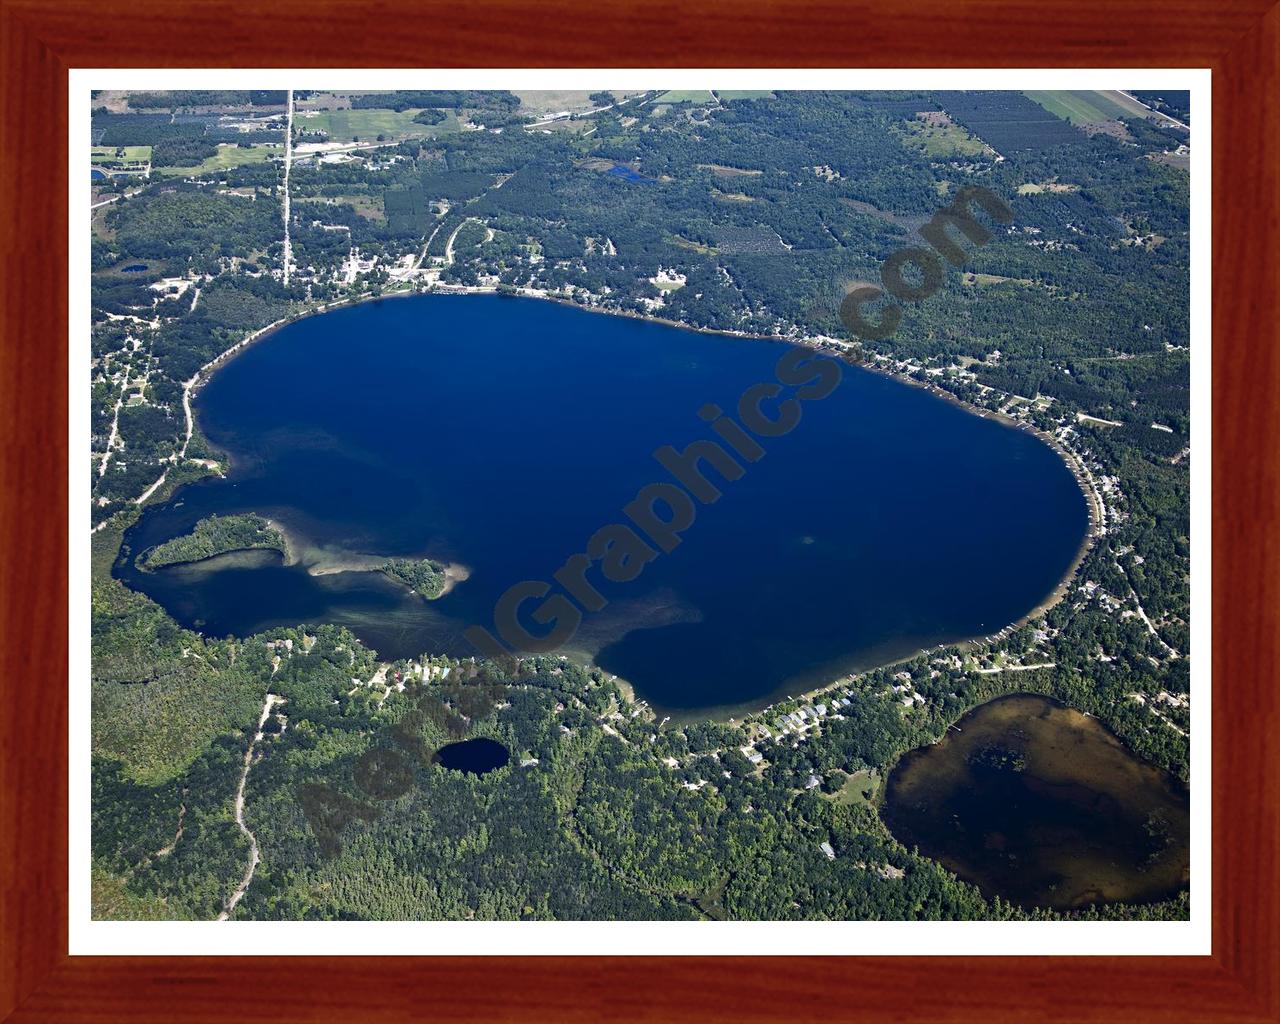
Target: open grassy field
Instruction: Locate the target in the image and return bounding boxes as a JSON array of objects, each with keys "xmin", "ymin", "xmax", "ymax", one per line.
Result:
[
  {"xmin": 1016, "ymin": 180, "xmax": 1081, "ymax": 195},
  {"xmin": 1024, "ymin": 90, "xmax": 1130, "ymax": 126},
  {"xmin": 696, "ymin": 163, "xmax": 764, "ymax": 177},
  {"xmin": 91, "ymin": 204, "xmax": 117, "ymax": 241},
  {"xmin": 716, "ymin": 90, "xmax": 775, "ymax": 100},
  {"xmin": 515, "ymin": 90, "xmax": 646, "ymax": 116},
  {"xmin": 153, "ymin": 143, "xmax": 282, "ymax": 178},
  {"xmin": 515, "ymin": 91, "xmax": 597, "ymax": 116},
  {"xmin": 295, "ymin": 91, "xmax": 354, "ymax": 111},
  {"xmin": 1099, "ymin": 90, "xmax": 1165, "ymax": 119},
  {"xmin": 657, "ymin": 90, "xmax": 715, "ymax": 104},
  {"xmin": 895, "ymin": 113, "xmax": 991, "ymax": 157},
  {"xmin": 833, "ymin": 769, "xmax": 881, "ymax": 807},
  {"xmin": 1150, "ymin": 151, "xmax": 1191, "ymax": 170},
  {"xmin": 327, "ymin": 194, "xmax": 386, "ymax": 223},
  {"xmin": 300, "ymin": 108, "xmax": 455, "ymax": 142},
  {"xmin": 962, "ymin": 271, "xmax": 1036, "ymax": 288},
  {"xmin": 92, "ymin": 146, "xmax": 152, "ymax": 164}
]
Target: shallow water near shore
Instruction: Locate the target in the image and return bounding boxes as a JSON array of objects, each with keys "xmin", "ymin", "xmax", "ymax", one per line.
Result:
[
  {"xmin": 116, "ymin": 294, "xmax": 1088, "ymax": 714},
  {"xmin": 880, "ymin": 694, "xmax": 1190, "ymax": 910}
]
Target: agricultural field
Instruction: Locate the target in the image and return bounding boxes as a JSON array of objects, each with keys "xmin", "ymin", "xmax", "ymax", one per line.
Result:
[
  {"xmin": 716, "ymin": 90, "xmax": 775, "ymax": 100},
  {"xmin": 710, "ymin": 224, "xmax": 789, "ymax": 255},
  {"xmin": 515, "ymin": 90, "xmax": 599, "ymax": 115},
  {"xmin": 294, "ymin": 91, "xmax": 354, "ymax": 111},
  {"xmin": 1024, "ymin": 90, "xmax": 1131, "ymax": 127},
  {"xmin": 657, "ymin": 90, "xmax": 715, "ymax": 104},
  {"xmin": 515, "ymin": 90, "xmax": 647, "ymax": 116},
  {"xmin": 153, "ymin": 142, "xmax": 282, "ymax": 178},
  {"xmin": 935, "ymin": 91, "xmax": 1086, "ymax": 152},
  {"xmin": 299, "ymin": 108, "xmax": 457, "ymax": 142},
  {"xmin": 92, "ymin": 146, "xmax": 152, "ymax": 165}
]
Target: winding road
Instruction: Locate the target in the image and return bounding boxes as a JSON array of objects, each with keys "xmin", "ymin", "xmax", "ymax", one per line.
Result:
[{"xmin": 217, "ymin": 692, "xmax": 283, "ymax": 921}]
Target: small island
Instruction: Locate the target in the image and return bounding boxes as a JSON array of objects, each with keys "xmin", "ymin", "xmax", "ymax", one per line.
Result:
[
  {"xmin": 140, "ymin": 513, "xmax": 287, "ymax": 569},
  {"xmin": 379, "ymin": 557, "xmax": 448, "ymax": 599}
]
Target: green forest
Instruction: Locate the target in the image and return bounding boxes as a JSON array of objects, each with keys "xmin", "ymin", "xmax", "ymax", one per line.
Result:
[
  {"xmin": 140, "ymin": 513, "xmax": 286, "ymax": 569},
  {"xmin": 380, "ymin": 557, "xmax": 448, "ymax": 599}
]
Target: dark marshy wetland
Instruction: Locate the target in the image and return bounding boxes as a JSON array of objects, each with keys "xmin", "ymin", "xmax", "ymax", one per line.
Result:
[{"xmin": 880, "ymin": 694, "xmax": 1190, "ymax": 910}]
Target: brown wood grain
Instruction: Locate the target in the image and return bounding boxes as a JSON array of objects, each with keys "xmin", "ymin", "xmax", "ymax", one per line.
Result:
[{"xmin": 1, "ymin": 0, "xmax": 1276, "ymax": 1019}]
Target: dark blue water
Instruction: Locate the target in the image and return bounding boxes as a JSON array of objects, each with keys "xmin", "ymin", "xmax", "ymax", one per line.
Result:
[
  {"xmin": 91, "ymin": 168, "xmax": 107, "ymax": 181},
  {"xmin": 115, "ymin": 295, "xmax": 1088, "ymax": 714},
  {"xmin": 121, "ymin": 264, "xmax": 149, "ymax": 273},
  {"xmin": 607, "ymin": 165, "xmax": 651, "ymax": 183},
  {"xmin": 435, "ymin": 738, "xmax": 511, "ymax": 774}
]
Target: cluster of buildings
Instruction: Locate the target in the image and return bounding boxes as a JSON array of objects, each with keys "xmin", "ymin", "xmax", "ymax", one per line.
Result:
[{"xmin": 768, "ymin": 693, "xmax": 855, "ymax": 739}]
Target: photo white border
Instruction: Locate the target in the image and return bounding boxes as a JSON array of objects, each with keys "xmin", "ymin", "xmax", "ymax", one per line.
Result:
[{"xmin": 69, "ymin": 67, "xmax": 1212, "ymax": 956}]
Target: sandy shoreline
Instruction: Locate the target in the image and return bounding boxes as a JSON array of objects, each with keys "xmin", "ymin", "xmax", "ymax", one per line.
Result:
[{"xmin": 261, "ymin": 516, "xmax": 471, "ymax": 595}]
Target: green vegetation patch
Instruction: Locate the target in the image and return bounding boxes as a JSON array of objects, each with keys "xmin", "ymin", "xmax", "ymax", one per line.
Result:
[
  {"xmin": 452, "ymin": 219, "xmax": 489, "ymax": 251},
  {"xmin": 301, "ymin": 108, "xmax": 453, "ymax": 142},
  {"xmin": 380, "ymin": 557, "xmax": 447, "ymax": 598},
  {"xmin": 894, "ymin": 113, "xmax": 991, "ymax": 157},
  {"xmin": 1024, "ymin": 90, "xmax": 1129, "ymax": 127},
  {"xmin": 141, "ymin": 513, "xmax": 286, "ymax": 569},
  {"xmin": 93, "ymin": 146, "xmax": 152, "ymax": 165},
  {"xmin": 657, "ymin": 90, "xmax": 715, "ymax": 104},
  {"xmin": 92, "ymin": 863, "xmax": 195, "ymax": 920},
  {"xmin": 833, "ymin": 768, "xmax": 881, "ymax": 807},
  {"xmin": 107, "ymin": 189, "xmax": 281, "ymax": 261},
  {"xmin": 153, "ymin": 143, "xmax": 282, "ymax": 178},
  {"xmin": 91, "ymin": 579, "xmax": 265, "ymax": 783}
]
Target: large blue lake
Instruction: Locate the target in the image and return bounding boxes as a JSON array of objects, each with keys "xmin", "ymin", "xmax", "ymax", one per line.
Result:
[{"xmin": 116, "ymin": 295, "xmax": 1088, "ymax": 714}]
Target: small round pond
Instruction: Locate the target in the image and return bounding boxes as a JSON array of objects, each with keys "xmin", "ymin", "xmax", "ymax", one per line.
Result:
[{"xmin": 434, "ymin": 737, "xmax": 510, "ymax": 775}]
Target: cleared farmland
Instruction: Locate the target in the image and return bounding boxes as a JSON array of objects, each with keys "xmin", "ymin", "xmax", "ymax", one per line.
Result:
[
  {"xmin": 656, "ymin": 90, "xmax": 715, "ymax": 103},
  {"xmin": 1024, "ymin": 90, "xmax": 1130, "ymax": 126},
  {"xmin": 92, "ymin": 146, "xmax": 152, "ymax": 164},
  {"xmin": 153, "ymin": 143, "xmax": 282, "ymax": 178},
  {"xmin": 300, "ymin": 108, "xmax": 457, "ymax": 142},
  {"xmin": 935, "ymin": 91, "xmax": 1086, "ymax": 152}
]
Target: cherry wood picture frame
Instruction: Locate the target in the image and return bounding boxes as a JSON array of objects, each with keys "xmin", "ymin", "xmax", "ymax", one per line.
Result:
[{"xmin": 2, "ymin": 1, "xmax": 1277, "ymax": 1019}]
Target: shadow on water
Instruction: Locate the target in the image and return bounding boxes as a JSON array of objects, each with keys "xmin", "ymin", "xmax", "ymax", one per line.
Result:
[{"xmin": 880, "ymin": 694, "xmax": 1190, "ymax": 910}]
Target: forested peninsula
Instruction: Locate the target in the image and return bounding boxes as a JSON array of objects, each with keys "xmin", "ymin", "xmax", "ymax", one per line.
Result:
[{"xmin": 140, "ymin": 513, "xmax": 286, "ymax": 569}]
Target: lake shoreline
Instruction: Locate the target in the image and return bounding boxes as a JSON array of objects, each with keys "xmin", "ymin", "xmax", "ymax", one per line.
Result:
[{"xmin": 125, "ymin": 287, "xmax": 1099, "ymax": 723}]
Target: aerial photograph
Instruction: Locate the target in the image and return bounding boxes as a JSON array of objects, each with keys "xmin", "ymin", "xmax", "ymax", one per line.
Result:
[{"xmin": 88, "ymin": 86, "xmax": 1193, "ymax": 923}]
